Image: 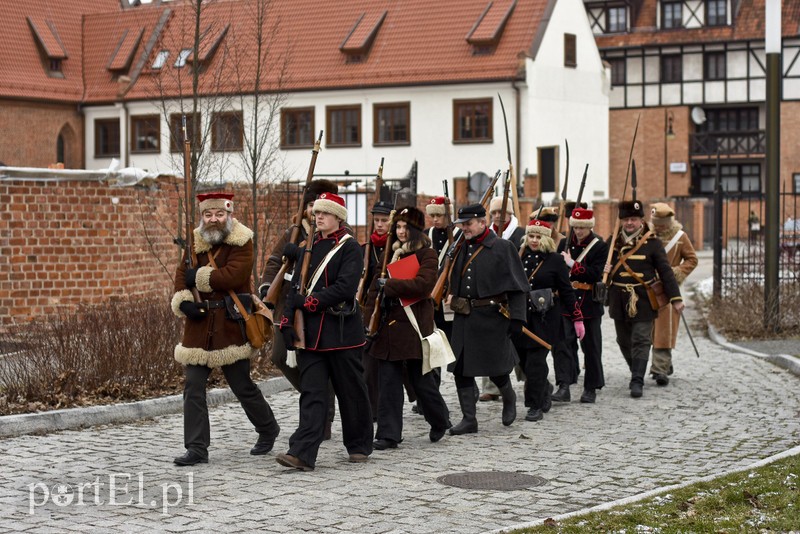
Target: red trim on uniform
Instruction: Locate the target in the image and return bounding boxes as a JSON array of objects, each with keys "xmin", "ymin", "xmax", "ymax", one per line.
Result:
[
  {"xmin": 471, "ymin": 227, "xmax": 490, "ymax": 244},
  {"xmin": 370, "ymin": 231, "xmax": 388, "ymax": 247}
]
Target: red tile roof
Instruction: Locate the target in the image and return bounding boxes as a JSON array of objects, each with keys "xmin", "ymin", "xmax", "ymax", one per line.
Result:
[
  {"xmin": 467, "ymin": 0, "xmax": 517, "ymax": 45},
  {"xmin": 108, "ymin": 27, "xmax": 144, "ymax": 71},
  {"xmin": 596, "ymin": 0, "xmax": 800, "ymax": 49},
  {"xmin": 0, "ymin": 0, "xmax": 119, "ymax": 102},
  {"xmin": 82, "ymin": 0, "xmax": 551, "ymax": 103}
]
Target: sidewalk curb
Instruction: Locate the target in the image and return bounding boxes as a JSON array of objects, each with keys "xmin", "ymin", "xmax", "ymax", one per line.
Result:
[
  {"xmin": 490, "ymin": 444, "xmax": 800, "ymax": 533},
  {"xmin": 706, "ymin": 323, "xmax": 800, "ymax": 378},
  {"xmin": 0, "ymin": 376, "xmax": 292, "ymax": 439}
]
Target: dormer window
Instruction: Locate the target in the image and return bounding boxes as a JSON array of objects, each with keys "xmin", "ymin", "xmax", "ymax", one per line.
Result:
[
  {"xmin": 340, "ymin": 11, "xmax": 387, "ymax": 61},
  {"xmin": 465, "ymin": 0, "xmax": 516, "ymax": 53},
  {"xmin": 174, "ymin": 49, "xmax": 191, "ymax": 68},
  {"xmin": 152, "ymin": 50, "xmax": 169, "ymax": 70},
  {"xmin": 27, "ymin": 16, "xmax": 68, "ymax": 78}
]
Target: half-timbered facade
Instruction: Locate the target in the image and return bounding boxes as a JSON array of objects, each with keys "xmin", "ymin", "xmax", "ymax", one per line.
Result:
[{"xmin": 585, "ymin": 0, "xmax": 800, "ymax": 201}]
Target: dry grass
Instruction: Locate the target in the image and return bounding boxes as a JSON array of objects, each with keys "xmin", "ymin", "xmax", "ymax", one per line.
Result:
[{"xmin": 0, "ymin": 295, "xmax": 276, "ymax": 415}]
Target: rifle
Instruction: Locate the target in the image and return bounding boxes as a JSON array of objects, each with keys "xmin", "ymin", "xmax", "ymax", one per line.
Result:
[
  {"xmin": 565, "ymin": 164, "xmax": 589, "ymax": 246},
  {"xmin": 180, "ymin": 116, "xmax": 201, "ymax": 304},
  {"xmin": 367, "ymin": 210, "xmax": 396, "ymax": 336},
  {"xmin": 556, "ymin": 138, "xmax": 570, "ymax": 236},
  {"xmin": 431, "ymin": 170, "xmax": 502, "ymax": 306},
  {"xmin": 498, "ymin": 94, "xmax": 521, "ymax": 219},
  {"xmin": 292, "ymin": 216, "xmax": 315, "ymax": 350},
  {"xmin": 443, "ymin": 180, "xmax": 454, "ymax": 249},
  {"xmin": 264, "ymin": 130, "xmax": 323, "ymax": 308},
  {"xmin": 601, "ymin": 114, "xmax": 641, "ymax": 286},
  {"xmin": 356, "ymin": 157, "xmax": 384, "ymax": 305},
  {"xmin": 496, "ymin": 170, "xmax": 511, "ymax": 234}
]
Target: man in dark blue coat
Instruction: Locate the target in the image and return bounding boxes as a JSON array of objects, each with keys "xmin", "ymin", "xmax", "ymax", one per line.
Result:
[
  {"xmin": 447, "ymin": 204, "xmax": 529, "ymax": 435},
  {"xmin": 276, "ymin": 193, "xmax": 373, "ymax": 470}
]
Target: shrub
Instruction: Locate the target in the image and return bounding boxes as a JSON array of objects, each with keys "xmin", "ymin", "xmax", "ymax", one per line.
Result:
[{"xmin": 0, "ymin": 295, "xmax": 275, "ymax": 415}]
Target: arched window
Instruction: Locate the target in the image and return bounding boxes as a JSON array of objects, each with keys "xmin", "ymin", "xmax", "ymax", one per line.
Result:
[{"xmin": 57, "ymin": 134, "xmax": 65, "ymax": 164}]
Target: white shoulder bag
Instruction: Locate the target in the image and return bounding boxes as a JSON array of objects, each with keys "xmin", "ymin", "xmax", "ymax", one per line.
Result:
[{"xmin": 402, "ymin": 306, "xmax": 456, "ymax": 375}]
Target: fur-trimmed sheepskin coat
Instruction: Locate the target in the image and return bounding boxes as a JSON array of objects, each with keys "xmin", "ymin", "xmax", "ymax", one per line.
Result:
[
  {"xmin": 651, "ymin": 222, "xmax": 698, "ymax": 349},
  {"xmin": 171, "ymin": 219, "xmax": 255, "ymax": 368}
]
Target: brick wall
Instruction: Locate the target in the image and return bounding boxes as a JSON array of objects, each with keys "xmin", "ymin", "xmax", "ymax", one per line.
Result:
[
  {"xmin": 0, "ymin": 176, "xmax": 303, "ymax": 328},
  {"xmin": 0, "ymin": 99, "xmax": 84, "ymax": 169}
]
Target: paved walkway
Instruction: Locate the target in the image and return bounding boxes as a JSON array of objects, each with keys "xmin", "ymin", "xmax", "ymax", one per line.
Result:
[{"xmin": 2, "ymin": 254, "xmax": 799, "ymax": 533}]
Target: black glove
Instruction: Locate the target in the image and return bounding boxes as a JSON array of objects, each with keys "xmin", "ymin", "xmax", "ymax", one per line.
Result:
[
  {"xmin": 179, "ymin": 301, "xmax": 206, "ymax": 321},
  {"xmin": 290, "ymin": 293, "xmax": 307, "ymax": 310},
  {"xmin": 281, "ymin": 326, "xmax": 300, "ymax": 350},
  {"xmin": 508, "ymin": 319, "xmax": 525, "ymax": 335},
  {"xmin": 377, "ymin": 278, "xmax": 388, "ymax": 289},
  {"xmin": 258, "ymin": 284, "xmax": 270, "ymax": 300},
  {"xmin": 184, "ymin": 268, "xmax": 198, "ymax": 289},
  {"xmin": 282, "ymin": 242, "xmax": 303, "ymax": 263}
]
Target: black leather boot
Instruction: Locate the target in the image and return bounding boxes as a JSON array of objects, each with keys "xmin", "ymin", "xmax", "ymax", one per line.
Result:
[
  {"xmin": 630, "ymin": 358, "xmax": 648, "ymax": 398},
  {"xmin": 449, "ymin": 387, "xmax": 478, "ymax": 435},
  {"xmin": 498, "ymin": 382, "xmax": 517, "ymax": 426},
  {"xmin": 551, "ymin": 384, "xmax": 570, "ymax": 402}
]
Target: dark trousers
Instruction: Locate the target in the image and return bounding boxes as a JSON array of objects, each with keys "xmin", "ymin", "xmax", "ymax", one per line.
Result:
[
  {"xmin": 287, "ymin": 347, "xmax": 374, "ymax": 468},
  {"xmin": 362, "ymin": 350, "xmax": 380, "ymax": 419},
  {"xmin": 614, "ymin": 319, "xmax": 653, "ymax": 369},
  {"xmin": 272, "ymin": 324, "xmax": 336, "ymax": 424},
  {"xmin": 453, "ymin": 370, "xmax": 509, "ymax": 391},
  {"xmin": 551, "ymin": 316, "xmax": 578, "ymax": 386},
  {"xmin": 184, "ymin": 358, "xmax": 279, "ymax": 458},
  {"xmin": 560, "ymin": 317, "xmax": 605, "ymax": 391},
  {"xmin": 518, "ymin": 347, "xmax": 550, "ymax": 409},
  {"xmin": 375, "ymin": 358, "xmax": 450, "ymax": 443}
]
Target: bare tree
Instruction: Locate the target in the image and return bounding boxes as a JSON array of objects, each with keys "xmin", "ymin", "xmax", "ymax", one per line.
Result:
[{"xmin": 226, "ymin": 0, "xmax": 290, "ymax": 282}]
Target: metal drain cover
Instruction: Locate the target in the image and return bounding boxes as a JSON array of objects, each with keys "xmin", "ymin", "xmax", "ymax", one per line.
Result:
[{"xmin": 437, "ymin": 471, "xmax": 546, "ymax": 491}]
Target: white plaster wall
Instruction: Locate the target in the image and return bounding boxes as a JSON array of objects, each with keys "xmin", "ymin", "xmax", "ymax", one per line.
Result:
[{"xmin": 525, "ymin": 0, "xmax": 609, "ymax": 201}]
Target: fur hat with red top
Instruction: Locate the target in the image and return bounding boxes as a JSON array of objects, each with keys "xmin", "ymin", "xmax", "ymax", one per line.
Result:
[
  {"xmin": 526, "ymin": 218, "xmax": 552, "ymax": 236},
  {"xmin": 393, "ymin": 206, "xmax": 425, "ymax": 231},
  {"xmin": 426, "ymin": 196, "xmax": 451, "ymax": 216},
  {"xmin": 312, "ymin": 192, "xmax": 348, "ymax": 220},
  {"xmin": 569, "ymin": 207, "xmax": 595, "ymax": 228},
  {"xmin": 198, "ymin": 192, "xmax": 234, "ymax": 213}
]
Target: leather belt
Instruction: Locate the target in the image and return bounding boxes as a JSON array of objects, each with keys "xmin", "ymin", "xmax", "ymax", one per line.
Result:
[
  {"xmin": 200, "ymin": 300, "xmax": 226, "ymax": 309},
  {"xmin": 571, "ymin": 281, "xmax": 593, "ymax": 291},
  {"xmin": 470, "ymin": 296, "xmax": 507, "ymax": 308}
]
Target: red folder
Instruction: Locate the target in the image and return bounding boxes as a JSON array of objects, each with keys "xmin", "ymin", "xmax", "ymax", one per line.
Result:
[{"xmin": 386, "ymin": 254, "xmax": 421, "ymax": 307}]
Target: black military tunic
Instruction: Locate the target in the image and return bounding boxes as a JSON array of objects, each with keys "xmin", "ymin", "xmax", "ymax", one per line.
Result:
[{"xmin": 449, "ymin": 229, "xmax": 529, "ymax": 377}]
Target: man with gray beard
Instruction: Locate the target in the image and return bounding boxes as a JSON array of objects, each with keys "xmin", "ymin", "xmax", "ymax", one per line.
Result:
[{"xmin": 171, "ymin": 192, "xmax": 280, "ymax": 466}]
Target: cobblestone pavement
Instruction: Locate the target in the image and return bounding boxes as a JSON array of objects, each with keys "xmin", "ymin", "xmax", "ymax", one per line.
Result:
[{"xmin": 2, "ymin": 267, "xmax": 799, "ymax": 533}]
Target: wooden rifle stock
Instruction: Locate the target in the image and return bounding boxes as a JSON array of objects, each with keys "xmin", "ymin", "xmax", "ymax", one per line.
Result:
[
  {"xmin": 367, "ymin": 211, "xmax": 395, "ymax": 336},
  {"xmin": 292, "ymin": 219, "xmax": 316, "ymax": 350},
  {"xmin": 356, "ymin": 157, "xmax": 384, "ymax": 305},
  {"xmin": 264, "ymin": 131, "xmax": 323, "ymax": 308},
  {"xmin": 181, "ymin": 116, "xmax": 201, "ymax": 303},
  {"xmin": 430, "ymin": 170, "xmax": 501, "ymax": 306}
]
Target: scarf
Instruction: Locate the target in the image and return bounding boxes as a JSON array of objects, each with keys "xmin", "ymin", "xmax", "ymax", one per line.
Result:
[{"xmin": 370, "ymin": 231, "xmax": 388, "ymax": 248}]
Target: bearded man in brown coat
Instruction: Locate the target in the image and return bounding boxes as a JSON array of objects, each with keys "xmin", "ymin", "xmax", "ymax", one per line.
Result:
[{"xmin": 171, "ymin": 192, "xmax": 280, "ymax": 466}]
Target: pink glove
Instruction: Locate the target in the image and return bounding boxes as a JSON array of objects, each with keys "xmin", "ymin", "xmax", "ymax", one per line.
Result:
[{"xmin": 574, "ymin": 320, "xmax": 585, "ymax": 341}]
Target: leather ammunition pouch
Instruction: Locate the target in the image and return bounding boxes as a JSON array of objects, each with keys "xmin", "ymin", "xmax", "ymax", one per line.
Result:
[
  {"xmin": 450, "ymin": 296, "xmax": 471, "ymax": 315},
  {"xmin": 529, "ymin": 288, "xmax": 554, "ymax": 314},
  {"xmin": 224, "ymin": 293, "xmax": 253, "ymax": 320}
]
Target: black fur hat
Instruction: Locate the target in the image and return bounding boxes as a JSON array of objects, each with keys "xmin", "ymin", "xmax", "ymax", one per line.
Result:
[
  {"xmin": 303, "ymin": 179, "xmax": 338, "ymax": 206},
  {"xmin": 393, "ymin": 206, "xmax": 426, "ymax": 231},
  {"xmin": 619, "ymin": 200, "xmax": 645, "ymax": 219}
]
